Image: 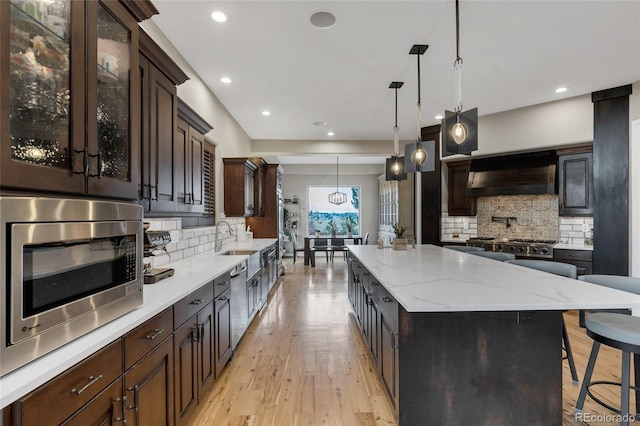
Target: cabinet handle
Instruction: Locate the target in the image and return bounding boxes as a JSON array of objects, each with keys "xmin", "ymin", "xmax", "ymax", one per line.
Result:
[
  {"xmin": 191, "ymin": 325, "xmax": 200, "ymax": 342},
  {"xmin": 217, "ymin": 281, "xmax": 229, "ymax": 286},
  {"xmin": 191, "ymin": 192, "xmax": 195, "ymax": 205},
  {"xmin": 114, "ymin": 396, "xmax": 127, "ymax": 423},
  {"xmin": 89, "ymin": 152, "xmax": 102, "ymax": 178},
  {"xmin": 218, "ymin": 296, "xmax": 228, "ymax": 301},
  {"xmin": 149, "ymin": 185, "xmax": 158, "ymax": 201},
  {"xmin": 568, "ymin": 254, "xmax": 577, "ymax": 257},
  {"xmin": 71, "ymin": 374, "xmax": 103, "ymax": 395},
  {"xmin": 73, "ymin": 148, "xmax": 88, "ymax": 176},
  {"xmin": 383, "ymin": 296, "xmax": 393, "ymax": 303},
  {"xmin": 190, "ymin": 298, "xmax": 203, "ymax": 305},
  {"xmin": 145, "ymin": 328, "xmax": 165, "ymax": 340},
  {"xmin": 126, "ymin": 384, "xmax": 140, "ymax": 425}
]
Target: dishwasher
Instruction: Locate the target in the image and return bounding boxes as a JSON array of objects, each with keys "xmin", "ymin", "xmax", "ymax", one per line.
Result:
[{"xmin": 230, "ymin": 260, "xmax": 247, "ymax": 350}]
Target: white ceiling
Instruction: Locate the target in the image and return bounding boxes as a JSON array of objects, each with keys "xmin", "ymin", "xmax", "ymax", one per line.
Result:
[{"xmin": 151, "ymin": 1, "xmax": 640, "ymax": 165}]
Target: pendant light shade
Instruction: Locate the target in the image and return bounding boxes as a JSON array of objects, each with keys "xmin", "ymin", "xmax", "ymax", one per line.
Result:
[
  {"xmin": 385, "ymin": 81, "xmax": 407, "ymax": 181},
  {"xmin": 328, "ymin": 156, "xmax": 347, "ymax": 205},
  {"xmin": 404, "ymin": 44, "xmax": 435, "ymax": 173},
  {"xmin": 442, "ymin": 0, "xmax": 478, "ymax": 157}
]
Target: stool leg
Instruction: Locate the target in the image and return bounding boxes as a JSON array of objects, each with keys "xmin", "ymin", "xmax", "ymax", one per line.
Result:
[
  {"xmin": 575, "ymin": 341, "xmax": 601, "ymax": 414},
  {"xmin": 621, "ymin": 351, "xmax": 630, "ymax": 426},
  {"xmin": 562, "ymin": 318, "xmax": 579, "ymax": 385}
]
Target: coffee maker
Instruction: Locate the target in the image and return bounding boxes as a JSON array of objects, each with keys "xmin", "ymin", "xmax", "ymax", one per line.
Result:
[{"xmin": 143, "ymin": 224, "xmax": 175, "ymax": 284}]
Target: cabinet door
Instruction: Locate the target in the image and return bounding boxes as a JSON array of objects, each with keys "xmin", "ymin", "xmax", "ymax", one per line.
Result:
[
  {"xmin": 447, "ymin": 160, "xmax": 476, "ymax": 216},
  {"xmin": 124, "ymin": 336, "xmax": 174, "ymax": 426},
  {"xmin": 244, "ymin": 165, "xmax": 255, "ymax": 216},
  {"xmin": 197, "ymin": 302, "xmax": 215, "ymax": 395},
  {"xmin": 175, "ymin": 117, "xmax": 189, "ymax": 212},
  {"xmin": 148, "ymin": 62, "xmax": 179, "ymax": 212},
  {"xmin": 379, "ymin": 312, "xmax": 398, "ymax": 403},
  {"xmin": 558, "ymin": 152, "xmax": 593, "ymax": 216},
  {"xmin": 1, "ymin": 0, "xmax": 85, "ymax": 194},
  {"xmin": 62, "ymin": 377, "xmax": 124, "ymax": 426},
  {"xmin": 215, "ymin": 289, "xmax": 232, "ymax": 377},
  {"xmin": 188, "ymin": 126, "xmax": 204, "ymax": 213},
  {"xmin": 173, "ymin": 316, "xmax": 198, "ymax": 426},
  {"xmin": 86, "ymin": 0, "xmax": 139, "ymax": 199}
]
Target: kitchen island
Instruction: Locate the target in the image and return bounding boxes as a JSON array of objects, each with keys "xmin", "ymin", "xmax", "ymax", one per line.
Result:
[{"xmin": 346, "ymin": 245, "xmax": 640, "ymax": 425}]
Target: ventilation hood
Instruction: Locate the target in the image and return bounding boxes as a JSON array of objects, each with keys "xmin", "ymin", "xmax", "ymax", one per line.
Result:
[{"xmin": 467, "ymin": 150, "xmax": 556, "ymax": 198}]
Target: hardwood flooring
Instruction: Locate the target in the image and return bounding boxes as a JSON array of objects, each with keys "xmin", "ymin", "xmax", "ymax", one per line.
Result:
[{"xmin": 189, "ymin": 256, "xmax": 637, "ymax": 426}]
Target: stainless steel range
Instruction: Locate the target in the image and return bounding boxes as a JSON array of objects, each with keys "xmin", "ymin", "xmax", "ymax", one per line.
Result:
[{"xmin": 467, "ymin": 237, "xmax": 556, "ymax": 259}]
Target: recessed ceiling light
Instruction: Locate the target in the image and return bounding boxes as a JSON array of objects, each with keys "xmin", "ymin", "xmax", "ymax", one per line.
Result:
[
  {"xmin": 310, "ymin": 11, "xmax": 336, "ymax": 29},
  {"xmin": 313, "ymin": 121, "xmax": 327, "ymax": 127},
  {"xmin": 327, "ymin": 131, "xmax": 335, "ymax": 136},
  {"xmin": 220, "ymin": 77, "xmax": 231, "ymax": 84},
  {"xmin": 555, "ymin": 86, "xmax": 568, "ymax": 93},
  {"xmin": 435, "ymin": 114, "xmax": 444, "ymax": 120},
  {"xmin": 211, "ymin": 11, "xmax": 227, "ymax": 23},
  {"xmin": 262, "ymin": 110, "xmax": 271, "ymax": 116}
]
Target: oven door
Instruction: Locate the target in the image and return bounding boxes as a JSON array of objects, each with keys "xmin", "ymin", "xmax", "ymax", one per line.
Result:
[{"xmin": 10, "ymin": 220, "xmax": 141, "ymax": 344}]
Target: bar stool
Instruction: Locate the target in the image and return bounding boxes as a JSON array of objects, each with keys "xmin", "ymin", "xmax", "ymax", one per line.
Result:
[
  {"xmin": 468, "ymin": 251, "xmax": 515, "ymax": 261},
  {"xmin": 443, "ymin": 245, "xmax": 484, "ymax": 253},
  {"xmin": 578, "ymin": 275, "xmax": 635, "ymax": 327},
  {"xmin": 505, "ymin": 259, "xmax": 579, "ymax": 385},
  {"xmin": 574, "ymin": 275, "xmax": 640, "ymax": 424}
]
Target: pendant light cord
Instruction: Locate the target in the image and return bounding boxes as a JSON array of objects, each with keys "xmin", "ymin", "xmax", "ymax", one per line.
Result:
[
  {"xmin": 454, "ymin": 0, "xmax": 464, "ymax": 113},
  {"xmin": 393, "ymin": 87, "xmax": 399, "ymax": 154},
  {"xmin": 416, "ymin": 54, "xmax": 422, "ymax": 142}
]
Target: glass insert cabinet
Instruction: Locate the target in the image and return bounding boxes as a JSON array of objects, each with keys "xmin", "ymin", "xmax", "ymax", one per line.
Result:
[{"xmin": 0, "ymin": 0, "xmax": 140, "ymax": 199}]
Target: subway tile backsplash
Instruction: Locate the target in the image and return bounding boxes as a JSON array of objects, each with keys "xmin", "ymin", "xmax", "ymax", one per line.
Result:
[
  {"xmin": 441, "ymin": 194, "xmax": 593, "ymax": 245},
  {"xmin": 144, "ymin": 217, "xmax": 246, "ymax": 268}
]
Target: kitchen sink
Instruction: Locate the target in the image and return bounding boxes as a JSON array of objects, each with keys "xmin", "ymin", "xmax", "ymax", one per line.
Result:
[{"xmin": 218, "ymin": 250, "xmax": 258, "ymax": 256}]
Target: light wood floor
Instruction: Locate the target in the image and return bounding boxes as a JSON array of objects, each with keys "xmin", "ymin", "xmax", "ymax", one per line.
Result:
[{"xmin": 189, "ymin": 256, "xmax": 637, "ymax": 426}]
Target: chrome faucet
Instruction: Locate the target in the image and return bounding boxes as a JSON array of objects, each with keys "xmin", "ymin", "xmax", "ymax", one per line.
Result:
[{"xmin": 214, "ymin": 220, "xmax": 235, "ymax": 252}]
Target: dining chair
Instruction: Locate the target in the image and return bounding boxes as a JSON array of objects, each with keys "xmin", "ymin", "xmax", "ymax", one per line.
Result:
[
  {"xmin": 329, "ymin": 237, "xmax": 348, "ymax": 262},
  {"xmin": 363, "ymin": 232, "xmax": 369, "ymax": 245},
  {"xmin": 505, "ymin": 259, "xmax": 579, "ymax": 385},
  {"xmin": 310, "ymin": 237, "xmax": 330, "ymax": 266},
  {"xmin": 289, "ymin": 233, "xmax": 305, "ymax": 265}
]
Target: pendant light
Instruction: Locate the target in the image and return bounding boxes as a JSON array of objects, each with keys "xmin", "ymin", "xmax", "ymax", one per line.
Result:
[
  {"xmin": 442, "ymin": 0, "xmax": 478, "ymax": 156},
  {"xmin": 385, "ymin": 81, "xmax": 407, "ymax": 181},
  {"xmin": 328, "ymin": 156, "xmax": 347, "ymax": 205},
  {"xmin": 404, "ymin": 44, "xmax": 435, "ymax": 173}
]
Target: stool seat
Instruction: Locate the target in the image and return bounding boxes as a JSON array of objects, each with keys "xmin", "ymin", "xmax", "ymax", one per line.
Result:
[{"xmin": 586, "ymin": 313, "xmax": 640, "ymax": 349}]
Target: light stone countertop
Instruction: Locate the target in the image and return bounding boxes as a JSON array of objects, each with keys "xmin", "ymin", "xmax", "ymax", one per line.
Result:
[
  {"xmin": 347, "ymin": 245, "xmax": 639, "ymax": 314},
  {"xmin": 0, "ymin": 238, "xmax": 277, "ymax": 409}
]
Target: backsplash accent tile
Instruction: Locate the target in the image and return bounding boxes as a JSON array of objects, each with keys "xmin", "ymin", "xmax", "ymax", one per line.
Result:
[
  {"xmin": 559, "ymin": 216, "xmax": 593, "ymax": 245},
  {"xmin": 144, "ymin": 217, "xmax": 245, "ymax": 268},
  {"xmin": 441, "ymin": 213, "xmax": 477, "ymax": 241},
  {"xmin": 477, "ymin": 194, "xmax": 559, "ymax": 241}
]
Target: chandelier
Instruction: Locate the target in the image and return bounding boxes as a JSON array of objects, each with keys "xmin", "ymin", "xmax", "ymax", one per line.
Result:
[{"xmin": 328, "ymin": 156, "xmax": 347, "ymax": 205}]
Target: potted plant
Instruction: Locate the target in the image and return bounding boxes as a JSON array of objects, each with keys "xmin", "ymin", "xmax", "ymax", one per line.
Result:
[
  {"xmin": 326, "ymin": 219, "xmax": 337, "ymax": 237},
  {"xmin": 392, "ymin": 222, "xmax": 407, "ymax": 250},
  {"xmin": 344, "ymin": 215, "xmax": 356, "ymax": 237}
]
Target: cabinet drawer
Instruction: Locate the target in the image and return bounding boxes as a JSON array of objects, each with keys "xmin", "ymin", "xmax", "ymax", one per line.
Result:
[
  {"xmin": 124, "ymin": 307, "xmax": 173, "ymax": 370},
  {"xmin": 553, "ymin": 249, "xmax": 592, "ymax": 262},
  {"xmin": 214, "ymin": 271, "xmax": 232, "ymax": 299},
  {"xmin": 175, "ymin": 281, "xmax": 214, "ymax": 328},
  {"xmin": 373, "ymin": 284, "xmax": 399, "ymax": 324},
  {"xmin": 17, "ymin": 340, "xmax": 123, "ymax": 426}
]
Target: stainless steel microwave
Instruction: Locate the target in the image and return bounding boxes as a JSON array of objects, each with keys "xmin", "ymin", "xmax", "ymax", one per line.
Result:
[{"xmin": 0, "ymin": 197, "xmax": 143, "ymax": 376}]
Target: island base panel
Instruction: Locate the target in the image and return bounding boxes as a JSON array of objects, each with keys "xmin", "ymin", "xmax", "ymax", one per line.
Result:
[{"xmin": 398, "ymin": 310, "xmax": 562, "ymax": 425}]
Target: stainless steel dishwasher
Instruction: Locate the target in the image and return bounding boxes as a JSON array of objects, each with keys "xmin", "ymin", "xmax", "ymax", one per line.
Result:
[{"xmin": 230, "ymin": 260, "xmax": 247, "ymax": 350}]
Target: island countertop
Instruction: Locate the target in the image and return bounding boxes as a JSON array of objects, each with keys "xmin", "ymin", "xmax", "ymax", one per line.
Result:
[{"xmin": 347, "ymin": 245, "xmax": 640, "ymax": 314}]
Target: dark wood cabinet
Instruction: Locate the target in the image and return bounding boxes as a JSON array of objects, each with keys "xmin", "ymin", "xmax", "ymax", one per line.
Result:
[
  {"xmin": 554, "ymin": 248, "xmax": 593, "ymax": 275},
  {"xmin": 139, "ymin": 30, "xmax": 188, "ymax": 212},
  {"xmin": 124, "ymin": 336, "xmax": 175, "ymax": 426},
  {"xmin": 214, "ymin": 288, "xmax": 232, "ymax": 377},
  {"xmin": 1, "ymin": 0, "xmax": 153, "ymax": 199},
  {"xmin": 62, "ymin": 377, "xmax": 125, "ymax": 426},
  {"xmin": 173, "ymin": 301, "xmax": 214, "ymax": 426},
  {"xmin": 11, "ymin": 340, "xmax": 123, "ymax": 426},
  {"xmin": 379, "ymin": 310, "xmax": 398, "ymax": 405},
  {"xmin": 447, "ymin": 160, "xmax": 476, "ymax": 216},
  {"xmin": 247, "ymin": 164, "xmax": 283, "ymax": 238},
  {"xmin": 223, "ymin": 158, "xmax": 258, "ymax": 217},
  {"xmin": 557, "ymin": 150, "xmax": 593, "ymax": 216}
]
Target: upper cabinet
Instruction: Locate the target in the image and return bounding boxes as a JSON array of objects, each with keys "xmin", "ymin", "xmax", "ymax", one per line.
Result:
[
  {"xmin": 1, "ymin": 0, "xmax": 154, "ymax": 199},
  {"xmin": 223, "ymin": 158, "xmax": 257, "ymax": 217},
  {"xmin": 557, "ymin": 147, "xmax": 593, "ymax": 216},
  {"xmin": 446, "ymin": 160, "xmax": 476, "ymax": 216}
]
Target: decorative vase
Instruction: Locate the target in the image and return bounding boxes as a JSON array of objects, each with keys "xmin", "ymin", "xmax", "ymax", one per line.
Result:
[
  {"xmin": 347, "ymin": 231, "xmax": 352, "ymax": 238},
  {"xmin": 331, "ymin": 230, "xmax": 337, "ymax": 237},
  {"xmin": 393, "ymin": 238, "xmax": 407, "ymax": 250}
]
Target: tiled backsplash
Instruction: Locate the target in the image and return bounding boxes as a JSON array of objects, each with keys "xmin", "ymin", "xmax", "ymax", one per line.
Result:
[
  {"xmin": 477, "ymin": 194, "xmax": 559, "ymax": 241},
  {"xmin": 144, "ymin": 217, "xmax": 246, "ymax": 268},
  {"xmin": 442, "ymin": 195, "xmax": 592, "ymax": 245}
]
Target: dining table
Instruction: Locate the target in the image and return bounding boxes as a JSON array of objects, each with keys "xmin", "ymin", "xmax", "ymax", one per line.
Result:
[{"xmin": 303, "ymin": 234, "xmax": 363, "ymax": 266}]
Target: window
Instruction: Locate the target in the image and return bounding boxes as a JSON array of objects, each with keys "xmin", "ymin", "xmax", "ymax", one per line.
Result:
[{"xmin": 308, "ymin": 186, "xmax": 360, "ymax": 235}]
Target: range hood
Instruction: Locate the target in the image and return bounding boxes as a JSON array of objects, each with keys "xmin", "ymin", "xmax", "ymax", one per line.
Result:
[{"xmin": 467, "ymin": 150, "xmax": 556, "ymax": 198}]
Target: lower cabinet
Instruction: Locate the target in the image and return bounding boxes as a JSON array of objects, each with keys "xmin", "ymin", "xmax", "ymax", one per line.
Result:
[
  {"xmin": 553, "ymin": 248, "xmax": 593, "ymax": 275},
  {"xmin": 378, "ymin": 309, "xmax": 398, "ymax": 405},
  {"xmin": 63, "ymin": 377, "xmax": 125, "ymax": 426},
  {"xmin": 124, "ymin": 336, "xmax": 175, "ymax": 426},
  {"xmin": 214, "ymin": 288, "xmax": 233, "ymax": 377}
]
